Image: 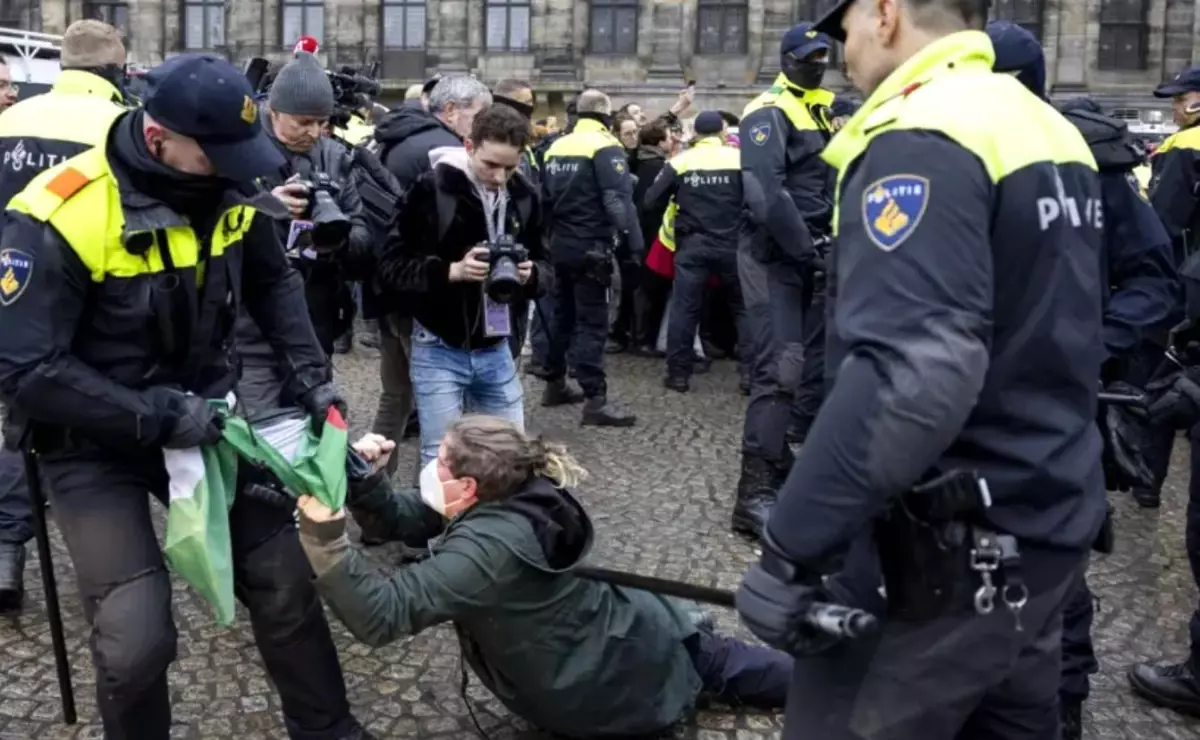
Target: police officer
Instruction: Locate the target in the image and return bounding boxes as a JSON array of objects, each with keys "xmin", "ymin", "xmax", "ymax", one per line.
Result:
[
  {"xmin": 1149, "ymin": 65, "xmax": 1200, "ymax": 264},
  {"xmin": 644, "ymin": 110, "xmax": 745, "ymax": 392},
  {"xmin": 735, "ymin": 2, "xmax": 1106, "ymax": 736},
  {"xmin": 0, "ymin": 54, "xmax": 368, "ymax": 740},
  {"xmin": 1126, "ymin": 70, "xmax": 1200, "ymax": 721},
  {"xmin": 0, "ymin": 19, "xmax": 127, "ymax": 612},
  {"xmin": 541, "ymin": 88, "xmax": 641, "ymax": 426},
  {"xmin": 989, "ymin": 21, "xmax": 1180, "ymax": 738},
  {"xmin": 734, "ymin": 22, "xmax": 838, "ymax": 540}
]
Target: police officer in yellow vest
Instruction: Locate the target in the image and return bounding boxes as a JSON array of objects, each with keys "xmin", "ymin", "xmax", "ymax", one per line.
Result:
[
  {"xmin": 1149, "ymin": 65, "xmax": 1200, "ymax": 263},
  {"xmin": 0, "ymin": 20, "xmax": 126, "ymax": 220},
  {"xmin": 541, "ymin": 88, "xmax": 642, "ymax": 426},
  {"xmin": 734, "ymin": 21, "xmax": 838, "ymax": 541},
  {"xmin": 645, "ymin": 111, "xmax": 746, "ymax": 393},
  {"xmin": 0, "ymin": 54, "xmax": 370, "ymax": 740},
  {"xmin": 734, "ymin": 1, "xmax": 1106, "ymax": 736},
  {"xmin": 0, "ymin": 18, "xmax": 127, "ymax": 613}
]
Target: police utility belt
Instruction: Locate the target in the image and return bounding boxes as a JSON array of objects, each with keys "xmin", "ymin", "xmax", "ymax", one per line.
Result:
[{"xmin": 875, "ymin": 469, "xmax": 1029, "ymax": 631}]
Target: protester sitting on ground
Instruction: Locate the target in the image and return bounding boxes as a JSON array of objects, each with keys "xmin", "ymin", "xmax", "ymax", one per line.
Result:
[{"xmin": 297, "ymin": 415, "xmax": 793, "ymax": 739}]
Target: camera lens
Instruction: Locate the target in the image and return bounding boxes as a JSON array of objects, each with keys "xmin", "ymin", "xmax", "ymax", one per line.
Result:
[{"xmin": 486, "ymin": 256, "xmax": 522, "ymax": 304}]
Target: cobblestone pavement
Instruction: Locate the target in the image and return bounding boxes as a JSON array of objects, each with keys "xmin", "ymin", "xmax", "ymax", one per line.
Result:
[{"xmin": 3, "ymin": 348, "xmax": 1200, "ymax": 739}]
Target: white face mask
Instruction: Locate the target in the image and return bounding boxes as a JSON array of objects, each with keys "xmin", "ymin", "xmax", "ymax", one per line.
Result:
[{"xmin": 419, "ymin": 458, "xmax": 448, "ymax": 516}]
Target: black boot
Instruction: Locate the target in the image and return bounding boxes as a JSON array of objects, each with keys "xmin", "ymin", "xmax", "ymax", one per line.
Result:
[
  {"xmin": 581, "ymin": 397, "xmax": 637, "ymax": 427},
  {"xmin": 333, "ymin": 331, "xmax": 353, "ymax": 355},
  {"xmin": 629, "ymin": 344, "xmax": 663, "ymax": 358},
  {"xmin": 542, "ymin": 379, "xmax": 585, "ymax": 407},
  {"xmin": 1132, "ymin": 487, "xmax": 1161, "ymax": 509},
  {"xmin": 605, "ymin": 339, "xmax": 628, "ymax": 355},
  {"xmin": 693, "ymin": 355, "xmax": 712, "ymax": 374},
  {"xmin": 0, "ymin": 542, "xmax": 25, "ymax": 613},
  {"xmin": 1060, "ymin": 699, "xmax": 1082, "ymax": 740},
  {"xmin": 1129, "ymin": 660, "xmax": 1200, "ymax": 715},
  {"xmin": 739, "ymin": 375, "xmax": 751, "ymax": 396},
  {"xmin": 731, "ymin": 455, "xmax": 778, "ymax": 540},
  {"xmin": 663, "ymin": 375, "xmax": 689, "ymax": 393}
]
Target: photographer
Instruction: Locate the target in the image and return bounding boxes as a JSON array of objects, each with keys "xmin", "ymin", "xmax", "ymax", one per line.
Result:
[
  {"xmin": 295, "ymin": 415, "xmax": 792, "ymax": 738},
  {"xmin": 236, "ymin": 52, "xmax": 374, "ymax": 413},
  {"xmin": 377, "ymin": 104, "xmax": 549, "ymax": 465}
]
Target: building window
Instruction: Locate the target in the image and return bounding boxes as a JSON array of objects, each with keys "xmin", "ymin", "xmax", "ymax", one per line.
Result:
[
  {"xmin": 486, "ymin": 0, "xmax": 530, "ymax": 52},
  {"xmin": 83, "ymin": 1, "xmax": 129, "ymax": 41},
  {"xmin": 182, "ymin": 0, "xmax": 225, "ymax": 50},
  {"xmin": 1098, "ymin": 0, "xmax": 1149, "ymax": 71},
  {"xmin": 382, "ymin": 0, "xmax": 425, "ymax": 49},
  {"xmin": 697, "ymin": 0, "xmax": 747, "ymax": 55},
  {"xmin": 990, "ymin": 0, "xmax": 1044, "ymax": 40},
  {"xmin": 281, "ymin": 0, "xmax": 324, "ymax": 46},
  {"xmin": 589, "ymin": 0, "xmax": 637, "ymax": 55}
]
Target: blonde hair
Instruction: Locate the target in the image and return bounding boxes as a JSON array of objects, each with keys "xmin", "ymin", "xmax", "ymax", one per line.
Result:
[{"xmin": 445, "ymin": 415, "xmax": 588, "ymax": 500}]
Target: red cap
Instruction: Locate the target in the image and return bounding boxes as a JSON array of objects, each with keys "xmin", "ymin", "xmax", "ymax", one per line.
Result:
[{"xmin": 293, "ymin": 36, "xmax": 320, "ymax": 55}]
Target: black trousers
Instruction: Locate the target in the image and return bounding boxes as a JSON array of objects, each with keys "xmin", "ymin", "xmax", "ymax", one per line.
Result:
[
  {"xmin": 739, "ymin": 249, "xmax": 809, "ymax": 464},
  {"xmin": 547, "ymin": 262, "xmax": 610, "ymax": 399},
  {"xmin": 783, "ymin": 553, "xmax": 1082, "ymax": 740},
  {"xmin": 39, "ymin": 448, "xmax": 358, "ymax": 740},
  {"xmin": 792, "ymin": 286, "xmax": 827, "ymax": 438},
  {"xmin": 667, "ymin": 246, "xmax": 745, "ymax": 379}
]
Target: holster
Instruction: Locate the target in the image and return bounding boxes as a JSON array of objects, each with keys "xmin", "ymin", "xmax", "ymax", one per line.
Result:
[
  {"xmin": 874, "ymin": 469, "xmax": 991, "ymax": 621},
  {"xmin": 583, "ymin": 247, "xmax": 614, "ymax": 287}
]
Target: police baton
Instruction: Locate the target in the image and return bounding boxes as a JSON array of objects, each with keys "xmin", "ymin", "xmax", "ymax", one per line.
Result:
[
  {"xmin": 572, "ymin": 565, "xmax": 878, "ymax": 640},
  {"xmin": 1097, "ymin": 392, "xmax": 1145, "ymax": 407},
  {"xmin": 22, "ymin": 449, "xmax": 77, "ymax": 724}
]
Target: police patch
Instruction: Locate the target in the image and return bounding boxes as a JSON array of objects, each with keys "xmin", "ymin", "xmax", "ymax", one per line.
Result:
[
  {"xmin": 750, "ymin": 122, "xmax": 771, "ymax": 146},
  {"xmin": 613, "ymin": 159, "xmax": 626, "ymax": 174},
  {"xmin": 0, "ymin": 248, "xmax": 33, "ymax": 307},
  {"xmin": 861, "ymin": 174, "xmax": 930, "ymax": 252}
]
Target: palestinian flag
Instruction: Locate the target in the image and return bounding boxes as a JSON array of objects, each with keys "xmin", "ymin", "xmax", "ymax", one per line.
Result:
[{"xmin": 221, "ymin": 406, "xmax": 350, "ymax": 511}]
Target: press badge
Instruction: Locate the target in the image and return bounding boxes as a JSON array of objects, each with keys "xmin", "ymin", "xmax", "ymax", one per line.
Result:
[
  {"xmin": 286, "ymin": 219, "xmax": 319, "ymax": 260},
  {"xmin": 482, "ymin": 294, "xmax": 512, "ymax": 338}
]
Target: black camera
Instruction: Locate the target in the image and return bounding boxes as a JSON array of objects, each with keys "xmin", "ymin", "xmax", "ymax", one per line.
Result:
[
  {"xmin": 485, "ymin": 235, "xmax": 529, "ymax": 304},
  {"xmin": 294, "ymin": 172, "xmax": 352, "ymax": 247}
]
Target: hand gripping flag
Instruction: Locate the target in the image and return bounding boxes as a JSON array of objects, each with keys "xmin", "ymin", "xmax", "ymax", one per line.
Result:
[{"xmin": 163, "ymin": 403, "xmax": 349, "ymax": 625}]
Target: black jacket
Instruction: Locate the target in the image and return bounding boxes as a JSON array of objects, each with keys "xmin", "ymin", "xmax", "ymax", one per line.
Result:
[
  {"xmin": 374, "ymin": 103, "xmax": 462, "ymax": 192},
  {"xmin": 632, "ymin": 145, "xmax": 669, "ymax": 251},
  {"xmin": 377, "ymin": 149, "xmax": 550, "ymax": 350}
]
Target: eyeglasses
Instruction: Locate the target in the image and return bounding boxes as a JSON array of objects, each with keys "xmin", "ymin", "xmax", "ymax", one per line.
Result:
[{"xmin": 0, "ymin": 80, "xmax": 19, "ymax": 96}]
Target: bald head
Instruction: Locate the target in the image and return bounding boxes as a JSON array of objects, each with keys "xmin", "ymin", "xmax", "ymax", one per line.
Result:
[
  {"xmin": 62, "ymin": 19, "xmax": 126, "ymax": 69},
  {"xmin": 577, "ymin": 89, "xmax": 611, "ymax": 116}
]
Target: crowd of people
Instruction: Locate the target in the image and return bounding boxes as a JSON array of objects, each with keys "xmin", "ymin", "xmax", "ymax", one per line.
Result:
[{"xmin": 0, "ymin": 1, "xmax": 1198, "ymax": 738}]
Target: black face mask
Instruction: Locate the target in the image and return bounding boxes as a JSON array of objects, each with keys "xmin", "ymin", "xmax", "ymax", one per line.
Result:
[
  {"xmin": 495, "ymin": 95, "xmax": 534, "ymax": 120},
  {"xmin": 578, "ymin": 111, "xmax": 613, "ymax": 129},
  {"xmin": 781, "ymin": 55, "xmax": 828, "ymax": 91}
]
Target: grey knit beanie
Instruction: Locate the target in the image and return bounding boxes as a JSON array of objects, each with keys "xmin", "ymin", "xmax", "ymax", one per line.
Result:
[{"xmin": 268, "ymin": 52, "xmax": 335, "ymax": 118}]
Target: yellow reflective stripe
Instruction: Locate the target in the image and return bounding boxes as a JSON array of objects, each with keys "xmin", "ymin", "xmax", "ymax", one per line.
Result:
[
  {"xmin": 545, "ymin": 118, "xmax": 621, "ymax": 159},
  {"xmin": 742, "ymin": 75, "xmax": 834, "ymax": 133},
  {"xmin": 0, "ymin": 87, "xmax": 123, "ymax": 146},
  {"xmin": 1158, "ymin": 125, "xmax": 1200, "ymax": 154},
  {"xmin": 658, "ymin": 201, "xmax": 677, "ymax": 252},
  {"xmin": 10, "ymin": 145, "xmax": 257, "ymax": 282},
  {"xmin": 672, "ymin": 138, "xmax": 740, "ymax": 174},
  {"xmin": 822, "ymin": 31, "xmax": 1096, "ymax": 236}
]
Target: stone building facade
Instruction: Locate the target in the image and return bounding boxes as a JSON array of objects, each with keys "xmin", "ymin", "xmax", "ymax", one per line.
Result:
[{"xmin": 25, "ymin": 0, "xmax": 1198, "ymax": 111}]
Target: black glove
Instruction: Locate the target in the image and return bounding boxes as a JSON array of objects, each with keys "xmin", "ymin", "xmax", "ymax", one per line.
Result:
[
  {"xmin": 735, "ymin": 532, "xmax": 837, "ymax": 657},
  {"xmin": 1144, "ymin": 367, "xmax": 1200, "ymax": 429},
  {"xmin": 299, "ymin": 382, "xmax": 348, "ymax": 434},
  {"xmin": 152, "ymin": 390, "xmax": 223, "ymax": 449},
  {"xmin": 1099, "ymin": 381, "xmax": 1155, "ymax": 492}
]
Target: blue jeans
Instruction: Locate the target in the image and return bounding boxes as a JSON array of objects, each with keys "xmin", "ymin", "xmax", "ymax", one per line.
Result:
[
  {"xmin": 0, "ymin": 449, "xmax": 32, "ymax": 545},
  {"xmin": 411, "ymin": 324, "xmax": 525, "ymax": 465}
]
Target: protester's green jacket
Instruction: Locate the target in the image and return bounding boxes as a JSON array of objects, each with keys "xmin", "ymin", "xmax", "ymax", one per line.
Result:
[{"xmin": 300, "ymin": 474, "xmax": 704, "ymax": 738}]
